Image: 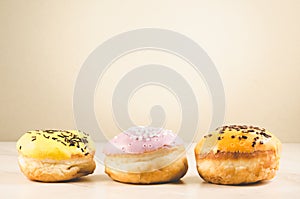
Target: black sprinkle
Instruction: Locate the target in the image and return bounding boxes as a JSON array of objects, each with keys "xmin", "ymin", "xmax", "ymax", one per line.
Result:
[
  {"xmin": 231, "ymin": 135, "xmax": 235, "ymax": 138},
  {"xmin": 83, "ymin": 131, "xmax": 89, "ymax": 136},
  {"xmin": 204, "ymin": 134, "xmax": 212, "ymax": 138},
  {"xmin": 19, "ymin": 146, "xmax": 22, "ymax": 150},
  {"xmin": 81, "ymin": 138, "xmax": 88, "ymax": 144},
  {"xmin": 217, "ymin": 150, "xmax": 220, "ymax": 153},
  {"xmin": 218, "ymin": 137, "xmax": 221, "ymax": 140},
  {"xmin": 248, "ymin": 130, "xmax": 255, "ymax": 132},
  {"xmin": 52, "ymin": 137, "xmax": 57, "ymax": 140},
  {"xmin": 242, "ymin": 135, "xmax": 248, "ymax": 139},
  {"xmin": 259, "ymin": 141, "xmax": 264, "ymax": 144},
  {"xmin": 252, "ymin": 141, "xmax": 256, "ymax": 147},
  {"xmin": 45, "ymin": 129, "xmax": 59, "ymax": 132},
  {"xmin": 31, "ymin": 136, "xmax": 36, "ymax": 141},
  {"xmin": 61, "ymin": 133, "xmax": 69, "ymax": 137},
  {"xmin": 84, "ymin": 152, "xmax": 89, "ymax": 156},
  {"xmin": 43, "ymin": 134, "xmax": 50, "ymax": 139},
  {"xmin": 260, "ymin": 132, "xmax": 272, "ymax": 138},
  {"xmin": 81, "ymin": 148, "xmax": 84, "ymax": 152}
]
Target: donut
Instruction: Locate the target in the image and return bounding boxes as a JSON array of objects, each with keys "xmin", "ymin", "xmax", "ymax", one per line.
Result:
[
  {"xmin": 194, "ymin": 125, "xmax": 282, "ymax": 185},
  {"xmin": 103, "ymin": 126, "xmax": 188, "ymax": 184},
  {"xmin": 16, "ymin": 130, "xmax": 96, "ymax": 182}
]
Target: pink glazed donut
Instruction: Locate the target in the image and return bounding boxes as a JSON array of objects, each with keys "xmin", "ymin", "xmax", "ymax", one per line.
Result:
[{"xmin": 103, "ymin": 126, "xmax": 188, "ymax": 184}]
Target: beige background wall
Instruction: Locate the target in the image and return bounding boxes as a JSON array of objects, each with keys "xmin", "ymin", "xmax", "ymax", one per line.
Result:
[{"xmin": 0, "ymin": 0, "xmax": 299, "ymax": 142}]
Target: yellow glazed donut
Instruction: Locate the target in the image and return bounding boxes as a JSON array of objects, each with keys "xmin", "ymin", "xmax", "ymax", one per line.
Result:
[
  {"xmin": 194, "ymin": 125, "xmax": 282, "ymax": 185},
  {"xmin": 16, "ymin": 130, "xmax": 96, "ymax": 182}
]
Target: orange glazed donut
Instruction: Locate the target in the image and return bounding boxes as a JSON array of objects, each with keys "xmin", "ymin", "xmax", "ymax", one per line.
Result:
[{"xmin": 194, "ymin": 125, "xmax": 282, "ymax": 185}]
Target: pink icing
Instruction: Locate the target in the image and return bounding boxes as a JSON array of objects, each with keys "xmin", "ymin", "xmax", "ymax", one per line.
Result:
[{"xmin": 103, "ymin": 126, "xmax": 183, "ymax": 155}]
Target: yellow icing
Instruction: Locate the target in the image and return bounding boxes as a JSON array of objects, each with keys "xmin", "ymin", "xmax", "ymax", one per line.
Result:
[{"xmin": 16, "ymin": 130, "xmax": 95, "ymax": 160}]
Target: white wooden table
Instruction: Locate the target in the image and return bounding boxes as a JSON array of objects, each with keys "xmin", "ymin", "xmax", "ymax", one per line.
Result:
[{"xmin": 0, "ymin": 142, "xmax": 299, "ymax": 199}]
